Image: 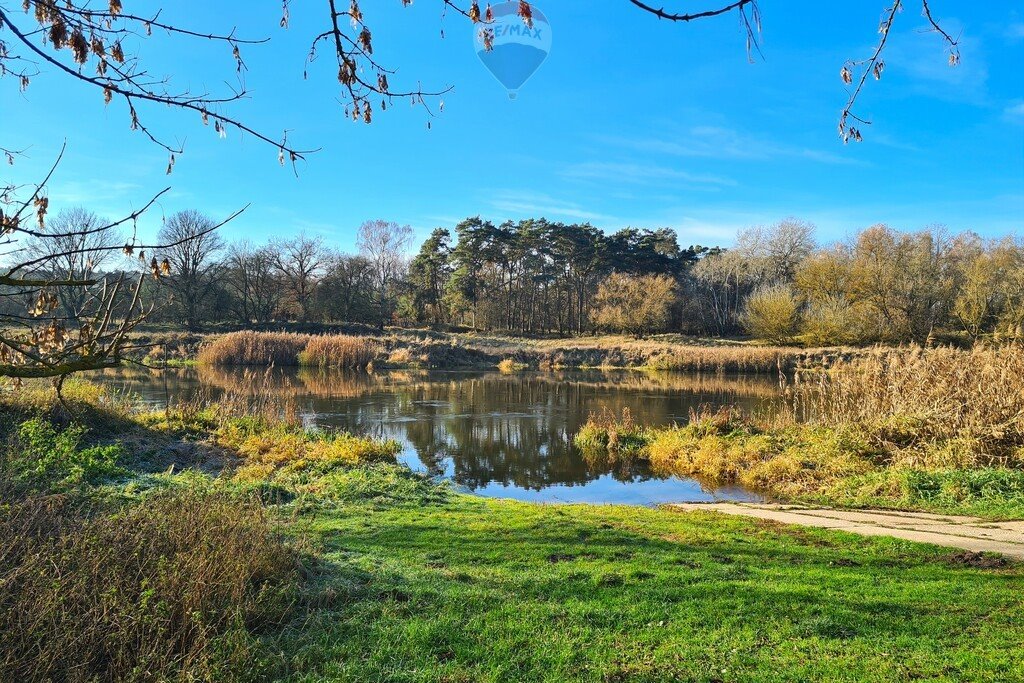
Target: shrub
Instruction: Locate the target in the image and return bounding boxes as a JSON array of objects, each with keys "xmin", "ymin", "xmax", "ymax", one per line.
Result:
[
  {"xmin": 740, "ymin": 284, "xmax": 801, "ymax": 343},
  {"xmin": 591, "ymin": 273, "xmax": 677, "ymax": 335},
  {"xmin": 198, "ymin": 331, "xmax": 311, "ymax": 366},
  {"xmin": 0, "ymin": 489, "xmax": 300, "ymax": 682},
  {"xmin": 298, "ymin": 334, "xmax": 377, "ymax": 369},
  {"xmin": 799, "ymin": 295, "xmax": 863, "ymax": 346},
  {"xmin": 4, "ymin": 418, "xmax": 123, "ymax": 492}
]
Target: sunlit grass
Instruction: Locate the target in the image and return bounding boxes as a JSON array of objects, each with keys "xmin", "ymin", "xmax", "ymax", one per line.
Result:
[
  {"xmin": 2, "ymin": 379, "xmax": 1022, "ymax": 682},
  {"xmin": 575, "ymin": 345, "xmax": 1024, "ymax": 517},
  {"xmin": 298, "ymin": 334, "xmax": 377, "ymax": 370}
]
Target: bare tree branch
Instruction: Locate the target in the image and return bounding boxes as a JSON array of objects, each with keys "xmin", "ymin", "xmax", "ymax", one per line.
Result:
[{"xmin": 627, "ymin": 0, "xmax": 752, "ymax": 22}]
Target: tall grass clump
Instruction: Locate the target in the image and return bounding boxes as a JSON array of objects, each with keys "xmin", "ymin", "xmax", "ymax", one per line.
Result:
[
  {"xmin": 297, "ymin": 334, "xmax": 378, "ymax": 370},
  {"xmin": 644, "ymin": 407, "xmax": 875, "ymax": 496},
  {"xmin": 645, "ymin": 345, "xmax": 807, "ymax": 373},
  {"xmin": 0, "ymin": 489, "xmax": 300, "ymax": 682},
  {"xmin": 794, "ymin": 344, "xmax": 1024, "ymax": 466},
  {"xmin": 198, "ymin": 331, "xmax": 311, "ymax": 366},
  {"xmin": 218, "ymin": 417, "xmax": 400, "ymax": 483},
  {"xmin": 573, "ymin": 407, "xmax": 652, "ymax": 458},
  {"xmin": 497, "ymin": 358, "xmax": 528, "ymax": 374}
]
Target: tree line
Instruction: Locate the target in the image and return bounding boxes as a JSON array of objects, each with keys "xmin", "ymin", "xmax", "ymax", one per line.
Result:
[{"xmin": 9, "ymin": 208, "xmax": 1022, "ymax": 345}]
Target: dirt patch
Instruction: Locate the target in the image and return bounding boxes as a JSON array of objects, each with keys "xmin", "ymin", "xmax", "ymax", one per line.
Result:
[
  {"xmin": 945, "ymin": 551, "xmax": 1011, "ymax": 569},
  {"xmin": 547, "ymin": 552, "xmax": 598, "ymax": 563}
]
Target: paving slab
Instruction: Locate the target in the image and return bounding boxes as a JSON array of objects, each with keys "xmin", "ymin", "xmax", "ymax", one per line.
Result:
[{"xmin": 670, "ymin": 502, "xmax": 1024, "ymax": 559}]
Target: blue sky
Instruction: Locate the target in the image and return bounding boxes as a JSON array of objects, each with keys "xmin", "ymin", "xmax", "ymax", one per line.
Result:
[{"xmin": 3, "ymin": 0, "xmax": 1023, "ymax": 250}]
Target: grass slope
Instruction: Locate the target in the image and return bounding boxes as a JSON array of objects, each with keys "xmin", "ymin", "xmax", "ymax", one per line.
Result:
[
  {"xmin": 3, "ymin": 383, "xmax": 1022, "ymax": 682},
  {"xmin": 280, "ymin": 467, "xmax": 1023, "ymax": 683}
]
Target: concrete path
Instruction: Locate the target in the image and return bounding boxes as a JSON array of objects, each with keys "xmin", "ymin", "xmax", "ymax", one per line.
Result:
[{"xmin": 670, "ymin": 502, "xmax": 1024, "ymax": 559}]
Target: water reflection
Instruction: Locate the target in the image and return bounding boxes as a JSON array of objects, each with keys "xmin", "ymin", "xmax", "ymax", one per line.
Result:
[{"xmin": 89, "ymin": 366, "xmax": 781, "ymax": 505}]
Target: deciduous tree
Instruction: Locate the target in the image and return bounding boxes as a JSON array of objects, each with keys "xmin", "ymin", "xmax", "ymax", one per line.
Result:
[{"xmin": 157, "ymin": 210, "xmax": 224, "ymax": 331}]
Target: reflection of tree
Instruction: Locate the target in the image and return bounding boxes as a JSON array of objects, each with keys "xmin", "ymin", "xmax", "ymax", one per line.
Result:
[
  {"xmin": 393, "ymin": 374, "xmax": 774, "ymax": 491},
  {"xmin": 88, "ymin": 366, "xmax": 782, "ymax": 491}
]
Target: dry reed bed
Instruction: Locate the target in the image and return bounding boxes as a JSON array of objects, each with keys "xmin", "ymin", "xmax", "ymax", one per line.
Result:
[
  {"xmin": 575, "ymin": 345, "xmax": 1024, "ymax": 504},
  {"xmin": 299, "ymin": 334, "xmax": 378, "ymax": 370},
  {"xmin": 645, "ymin": 345, "xmax": 808, "ymax": 373},
  {"xmin": 197, "ymin": 330, "xmax": 311, "ymax": 366},
  {"xmin": 194, "ymin": 329, "xmax": 859, "ymax": 371},
  {"xmin": 198, "ymin": 331, "xmax": 377, "ymax": 369},
  {"xmin": 794, "ymin": 344, "xmax": 1024, "ymax": 461}
]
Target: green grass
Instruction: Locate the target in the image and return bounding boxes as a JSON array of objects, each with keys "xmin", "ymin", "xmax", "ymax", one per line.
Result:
[
  {"xmin": 3, "ymin": 385, "xmax": 1023, "ymax": 682},
  {"xmin": 275, "ymin": 466, "xmax": 1023, "ymax": 682}
]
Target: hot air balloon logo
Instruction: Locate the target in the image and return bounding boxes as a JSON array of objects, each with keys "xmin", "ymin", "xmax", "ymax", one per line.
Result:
[{"xmin": 474, "ymin": 2, "xmax": 552, "ymax": 99}]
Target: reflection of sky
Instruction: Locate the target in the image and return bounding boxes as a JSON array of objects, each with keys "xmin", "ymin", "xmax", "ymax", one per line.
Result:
[
  {"xmin": 89, "ymin": 367, "xmax": 776, "ymax": 506},
  {"xmin": 471, "ymin": 474, "xmax": 762, "ymax": 506},
  {"xmin": 394, "ymin": 430, "xmax": 765, "ymax": 506}
]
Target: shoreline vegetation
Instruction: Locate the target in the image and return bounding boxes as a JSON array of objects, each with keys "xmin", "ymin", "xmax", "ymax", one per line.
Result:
[
  {"xmin": 177, "ymin": 328, "xmax": 862, "ymax": 373},
  {"xmin": 575, "ymin": 345, "xmax": 1024, "ymax": 519},
  {"xmin": 1, "ymin": 343, "xmax": 1022, "ymax": 680}
]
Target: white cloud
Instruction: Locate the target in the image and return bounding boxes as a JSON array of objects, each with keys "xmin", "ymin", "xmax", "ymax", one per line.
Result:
[
  {"xmin": 487, "ymin": 190, "xmax": 613, "ymax": 221},
  {"xmin": 561, "ymin": 161, "xmax": 735, "ymax": 188},
  {"xmin": 1003, "ymin": 101, "xmax": 1024, "ymax": 123},
  {"xmin": 47, "ymin": 179, "xmax": 141, "ymax": 206},
  {"xmin": 599, "ymin": 126, "xmax": 866, "ymax": 166}
]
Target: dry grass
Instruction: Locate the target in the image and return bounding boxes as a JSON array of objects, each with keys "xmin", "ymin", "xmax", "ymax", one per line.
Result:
[
  {"xmin": 574, "ymin": 407, "xmax": 650, "ymax": 458},
  {"xmin": 497, "ymin": 358, "xmax": 528, "ymax": 374},
  {"xmin": 645, "ymin": 345, "xmax": 808, "ymax": 373},
  {"xmin": 298, "ymin": 334, "xmax": 377, "ymax": 370},
  {"xmin": 0, "ymin": 489, "xmax": 300, "ymax": 683},
  {"xmin": 197, "ymin": 331, "xmax": 311, "ymax": 366},
  {"xmin": 385, "ymin": 347, "xmax": 416, "ymax": 366},
  {"xmin": 793, "ymin": 344, "xmax": 1024, "ymax": 466},
  {"xmin": 644, "ymin": 408, "xmax": 874, "ymax": 496},
  {"xmin": 198, "ymin": 332, "xmax": 377, "ymax": 370},
  {"xmin": 575, "ymin": 347, "xmax": 1024, "ymax": 510}
]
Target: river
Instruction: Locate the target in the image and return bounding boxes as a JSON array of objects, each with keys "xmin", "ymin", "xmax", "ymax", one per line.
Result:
[{"xmin": 89, "ymin": 366, "xmax": 786, "ymax": 505}]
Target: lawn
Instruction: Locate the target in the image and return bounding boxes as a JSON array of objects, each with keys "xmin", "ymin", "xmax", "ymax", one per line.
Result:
[
  {"xmin": 276, "ymin": 465, "xmax": 1024, "ymax": 683},
  {"xmin": 2, "ymin": 383, "xmax": 1022, "ymax": 682}
]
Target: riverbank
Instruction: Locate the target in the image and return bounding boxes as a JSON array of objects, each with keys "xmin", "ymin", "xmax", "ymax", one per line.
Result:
[
  {"xmin": 576, "ymin": 345, "xmax": 1024, "ymax": 519},
  {"xmin": 135, "ymin": 327, "xmax": 857, "ymax": 372},
  {"xmin": 1, "ymin": 381, "xmax": 1021, "ymax": 681}
]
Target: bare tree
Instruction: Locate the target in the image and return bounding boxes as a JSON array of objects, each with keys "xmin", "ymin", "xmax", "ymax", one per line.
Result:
[
  {"xmin": 0, "ymin": 149, "xmax": 242, "ymax": 380},
  {"xmin": 224, "ymin": 241, "xmax": 281, "ymax": 325},
  {"xmin": 737, "ymin": 219, "xmax": 816, "ymax": 285},
  {"xmin": 271, "ymin": 234, "xmax": 327, "ymax": 323},
  {"xmin": 24, "ymin": 207, "xmax": 121, "ymax": 318},
  {"xmin": 357, "ymin": 219, "xmax": 413, "ymax": 328},
  {"xmin": 157, "ymin": 210, "xmax": 224, "ymax": 331},
  {"xmin": 0, "ymin": 0, "xmax": 963, "ymax": 169}
]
